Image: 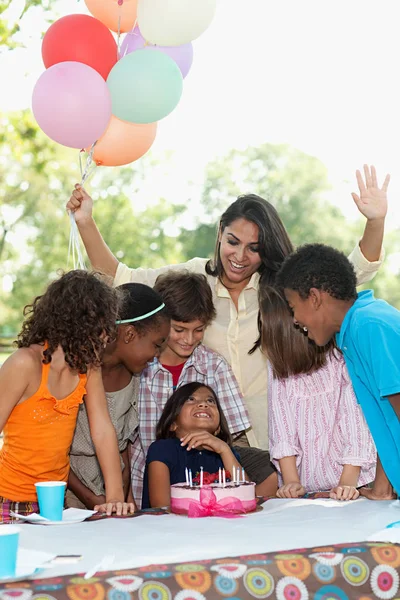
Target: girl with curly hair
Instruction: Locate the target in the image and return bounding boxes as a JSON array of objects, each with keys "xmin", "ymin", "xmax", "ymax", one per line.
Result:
[{"xmin": 0, "ymin": 270, "xmax": 135, "ymax": 523}]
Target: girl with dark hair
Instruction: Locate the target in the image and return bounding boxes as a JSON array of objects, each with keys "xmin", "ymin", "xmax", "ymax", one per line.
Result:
[
  {"xmin": 66, "ymin": 166, "xmax": 387, "ymax": 472},
  {"xmin": 67, "ymin": 283, "xmax": 170, "ymax": 510},
  {"xmin": 0, "ymin": 270, "xmax": 135, "ymax": 522},
  {"xmin": 256, "ymin": 285, "xmax": 376, "ymax": 501},
  {"xmin": 141, "ymin": 382, "xmax": 244, "ymax": 509}
]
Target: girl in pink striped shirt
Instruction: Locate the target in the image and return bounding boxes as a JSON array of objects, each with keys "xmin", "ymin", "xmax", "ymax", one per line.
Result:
[{"xmin": 259, "ymin": 286, "xmax": 376, "ymax": 501}]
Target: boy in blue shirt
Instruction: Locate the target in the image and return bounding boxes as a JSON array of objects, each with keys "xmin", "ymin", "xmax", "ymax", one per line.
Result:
[{"xmin": 276, "ymin": 243, "xmax": 400, "ymax": 501}]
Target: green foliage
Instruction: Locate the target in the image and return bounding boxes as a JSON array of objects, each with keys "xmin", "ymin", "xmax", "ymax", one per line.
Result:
[{"xmin": 0, "ymin": 111, "xmax": 185, "ymax": 333}]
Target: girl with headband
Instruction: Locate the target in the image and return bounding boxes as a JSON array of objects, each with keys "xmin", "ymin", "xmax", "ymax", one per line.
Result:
[{"xmin": 66, "ymin": 283, "xmax": 170, "ymax": 510}]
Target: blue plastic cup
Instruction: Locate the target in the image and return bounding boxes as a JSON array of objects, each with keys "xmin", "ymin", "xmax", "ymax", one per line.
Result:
[
  {"xmin": 0, "ymin": 525, "xmax": 20, "ymax": 578},
  {"xmin": 35, "ymin": 481, "xmax": 66, "ymax": 521}
]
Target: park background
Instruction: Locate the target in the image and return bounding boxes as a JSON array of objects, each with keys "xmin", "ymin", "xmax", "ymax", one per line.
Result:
[{"xmin": 1, "ymin": 0, "xmax": 400, "ymax": 361}]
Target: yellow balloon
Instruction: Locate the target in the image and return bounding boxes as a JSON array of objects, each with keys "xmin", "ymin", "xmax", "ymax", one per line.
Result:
[
  {"xmin": 88, "ymin": 116, "xmax": 157, "ymax": 166},
  {"xmin": 84, "ymin": 0, "xmax": 138, "ymax": 34}
]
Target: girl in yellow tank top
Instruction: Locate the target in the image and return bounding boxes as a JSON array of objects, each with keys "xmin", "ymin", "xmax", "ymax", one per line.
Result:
[{"xmin": 0, "ymin": 270, "xmax": 135, "ymax": 522}]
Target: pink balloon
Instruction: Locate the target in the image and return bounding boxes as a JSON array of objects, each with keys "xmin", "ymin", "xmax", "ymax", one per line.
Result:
[{"xmin": 32, "ymin": 61, "xmax": 112, "ymax": 149}]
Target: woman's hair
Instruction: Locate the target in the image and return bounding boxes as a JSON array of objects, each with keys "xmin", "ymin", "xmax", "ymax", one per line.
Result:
[
  {"xmin": 17, "ymin": 270, "xmax": 121, "ymax": 374},
  {"xmin": 258, "ymin": 285, "xmax": 334, "ymax": 379},
  {"xmin": 117, "ymin": 283, "xmax": 170, "ymax": 335},
  {"xmin": 206, "ymin": 194, "xmax": 294, "ymax": 286},
  {"xmin": 154, "ymin": 270, "xmax": 216, "ymax": 324},
  {"xmin": 156, "ymin": 382, "xmax": 232, "ymax": 444}
]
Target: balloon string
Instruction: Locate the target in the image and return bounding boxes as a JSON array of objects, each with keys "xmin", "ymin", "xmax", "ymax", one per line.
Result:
[
  {"xmin": 68, "ymin": 144, "xmax": 97, "ymax": 270},
  {"xmin": 117, "ymin": 14, "xmax": 121, "ymax": 60}
]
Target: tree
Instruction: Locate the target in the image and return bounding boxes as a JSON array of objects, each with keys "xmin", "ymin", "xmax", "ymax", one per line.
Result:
[{"xmin": 0, "ymin": 112, "xmax": 186, "ymax": 332}]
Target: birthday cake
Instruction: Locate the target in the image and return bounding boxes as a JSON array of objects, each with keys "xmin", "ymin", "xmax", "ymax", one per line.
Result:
[{"xmin": 170, "ymin": 471, "xmax": 256, "ymax": 517}]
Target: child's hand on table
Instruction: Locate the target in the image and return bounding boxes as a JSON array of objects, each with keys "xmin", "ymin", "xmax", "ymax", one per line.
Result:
[
  {"xmin": 276, "ymin": 482, "xmax": 306, "ymax": 498},
  {"xmin": 329, "ymin": 485, "xmax": 359, "ymax": 501},
  {"xmin": 94, "ymin": 501, "xmax": 136, "ymax": 516}
]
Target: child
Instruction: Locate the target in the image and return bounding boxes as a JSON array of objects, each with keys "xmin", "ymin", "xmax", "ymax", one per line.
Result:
[
  {"xmin": 66, "ymin": 283, "xmax": 170, "ymax": 510},
  {"xmin": 129, "ymin": 271, "xmax": 252, "ymax": 506},
  {"xmin": 0, "ymin": 270, "xmax": 135, "ymax": 523},
  {"xmin": 142, "ymin": 382, "xmax": 245, "ymax": 508},
  {"xmin": 276, "ymin": 242, "xmax": 400, "ymax": 501},
  {"xmin": 257, "ymin": 286, "xmax": 376, "ymax": 500}
]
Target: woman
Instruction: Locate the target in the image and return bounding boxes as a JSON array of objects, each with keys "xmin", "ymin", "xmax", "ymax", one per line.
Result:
[{"xmin": 66, "ymin": 165, "xmax": 388, "ymax": 461}]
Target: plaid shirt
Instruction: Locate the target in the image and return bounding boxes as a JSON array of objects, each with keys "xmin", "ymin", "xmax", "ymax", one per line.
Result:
[{"xmin": 130, "ymin": 344, "xmax": 250, "ymax": 506}]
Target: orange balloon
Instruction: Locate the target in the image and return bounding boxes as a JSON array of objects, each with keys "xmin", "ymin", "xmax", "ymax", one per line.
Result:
[
  {"xmin": 89, "ymin": 116, "xmax": 157, "ymax": 166},
  {"xmin": 84, "ymin": 0, "xmax": 138, "ymax": 34}
]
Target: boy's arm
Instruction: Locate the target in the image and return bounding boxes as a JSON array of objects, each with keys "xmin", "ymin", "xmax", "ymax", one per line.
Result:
[
  {"xmin": 67, "ymin": 468, "xmax": 105, "ymax": 509},
  {"xmin": 213, "ymin": 357, "xmax": 251, "ymax": 434},
  {"xmin": 360, "ymin": 457, "xmax": 396, "ymax": 500}
]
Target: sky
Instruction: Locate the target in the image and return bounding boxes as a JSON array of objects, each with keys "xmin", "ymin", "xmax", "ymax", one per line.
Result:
[{"xmin": 1, "ymin": 0, "xmax": 400, "ymax": 229}]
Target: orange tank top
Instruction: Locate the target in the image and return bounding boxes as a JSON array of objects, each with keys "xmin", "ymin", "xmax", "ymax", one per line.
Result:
[{"xmin": 0, "ymin": 355, "xmax": 87, "ymax": 501}]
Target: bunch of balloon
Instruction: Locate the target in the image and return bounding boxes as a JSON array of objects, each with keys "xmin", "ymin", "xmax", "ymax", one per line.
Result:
[{"xmin": 32, "ymin": 0, "xmax": 217, "ymax": 167}]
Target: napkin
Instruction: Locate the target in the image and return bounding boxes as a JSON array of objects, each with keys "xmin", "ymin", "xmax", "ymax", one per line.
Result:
[
  {"xmin": 11, "ymin": 507, "xmax": 96, "ymax": 524},
  {"xmin": 18, "ymin": 548, "xmax": 56, "ymax": 570}
]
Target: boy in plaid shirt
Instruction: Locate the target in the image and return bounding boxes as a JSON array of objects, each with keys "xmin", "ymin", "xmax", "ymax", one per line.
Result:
[{"xmin": 129, "ymin": 271, "xmax": 252, "ymax": 506}]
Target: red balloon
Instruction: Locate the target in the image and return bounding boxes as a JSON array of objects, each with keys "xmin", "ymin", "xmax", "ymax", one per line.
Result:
[{"xmin": 42, "ymin": 14, "xmax": 118, "ymax": 80}]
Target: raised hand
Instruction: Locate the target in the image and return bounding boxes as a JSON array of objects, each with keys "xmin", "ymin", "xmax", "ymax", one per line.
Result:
[
  {"xmin": 276, "ymin": 482, "xmax": 306, "ymax": 499},
  {"xmin": 352, "ymin": 165, "xmax": 389, "ymax": 221},
  {"xmin": 66, "ymin": 184, "xmax": 94, "ymax": 224}
]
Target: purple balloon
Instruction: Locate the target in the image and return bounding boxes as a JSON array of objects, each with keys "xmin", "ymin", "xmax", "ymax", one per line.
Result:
[{"xmin": 120, "ymin": 26, "xmax": 193, "ymax": 79}]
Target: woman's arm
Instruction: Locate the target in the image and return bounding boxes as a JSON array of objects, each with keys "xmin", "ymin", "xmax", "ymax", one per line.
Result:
[
  {"xmin": 67, "ymin": 185, "xmax": 118, "ymax": 277},
  {"xmin": 360, "ymin": 457, "xmax": 396, "ymax": 500},
  {"xmin": 67, "ymin": 469, "xmax": 106, "ymax": 509},
  {"xmin": 84, "ymin": 368, "xmax": 126, "ymax": 511},
  {"xmin": 348, "ymin": 165, "xmax": 389, "ymax": 283},
  {"xmin": 148, "ymin": 461, "xmax": 172, "ymax": 508},
  {"xmin": 66, "ymin": 185, "xmax": 207, "ymax": 286}
]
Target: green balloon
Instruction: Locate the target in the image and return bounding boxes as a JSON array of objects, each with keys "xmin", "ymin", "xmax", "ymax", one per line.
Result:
[{"xmin": 107, "ymin": 48, "xmax": 183, "ymax": 124}]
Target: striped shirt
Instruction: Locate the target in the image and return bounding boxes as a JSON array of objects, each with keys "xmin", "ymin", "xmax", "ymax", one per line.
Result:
[
  {"xmin": 130, "ymin": 344, "xmax": 250, "ymax": 505},
  {"xmin": 268, "ymin": 352, "xmax": 376, "ymax": 492}
]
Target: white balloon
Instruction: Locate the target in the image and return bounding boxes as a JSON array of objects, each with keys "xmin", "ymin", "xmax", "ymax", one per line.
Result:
[{"xmin": 137, "ymin": 0, "xmax": 217, "ymax": 46}]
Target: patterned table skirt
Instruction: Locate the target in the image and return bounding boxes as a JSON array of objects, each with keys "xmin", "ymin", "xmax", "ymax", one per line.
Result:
[{"xmin": 1, "ymin": 541, "xmax": 400, "ymax": 600}]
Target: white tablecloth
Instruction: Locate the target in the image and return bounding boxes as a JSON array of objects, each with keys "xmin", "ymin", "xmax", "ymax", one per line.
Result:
[{"xmin": 19, "ymin": 498, "xmax": 400, "ymax": 578}]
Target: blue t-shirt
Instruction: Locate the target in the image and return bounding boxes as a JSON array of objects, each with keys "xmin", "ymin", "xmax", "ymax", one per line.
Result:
[
  {"xmin": 142, "ymin": 437, "xmax": 240, "ymax": 509},
  {"xmin": 336, "ymin": 289, "xmax": 400, "ymax": 493}
]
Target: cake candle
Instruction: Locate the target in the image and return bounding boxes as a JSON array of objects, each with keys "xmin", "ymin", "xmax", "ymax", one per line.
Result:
[
  {"xmin": 222, "ymin": 468, "xmax": 226, "ymax": 487},
  {"xmin": 200, "ymin": 466, "xmax": 204, "ymax": 487},
  {"xmin": 218, "ymin": 467, "xmax": 222, "ymax": 486},
  {"xmin": 236, "ymin": 467, "xmax": 240, "ymax": 485},
  {"xmin": 185, "ymin": 467, "xmax": 189, "ymax": 486},
  {"xmin": 189, "ymin": 469, "xmax": 193, "ymax": 488},
  {"xmin": 232, "ymin": 466, "xmax": 236, "ymax": 484},
  {"xmin": 241, "ymin": 467, "xmax": 245, "ymax": 483}
]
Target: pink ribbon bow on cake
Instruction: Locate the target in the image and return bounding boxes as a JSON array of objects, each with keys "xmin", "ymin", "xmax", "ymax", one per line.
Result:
[{"xmin": 187, "ymin": 486, "xmax": 246, "ymax": 518}]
